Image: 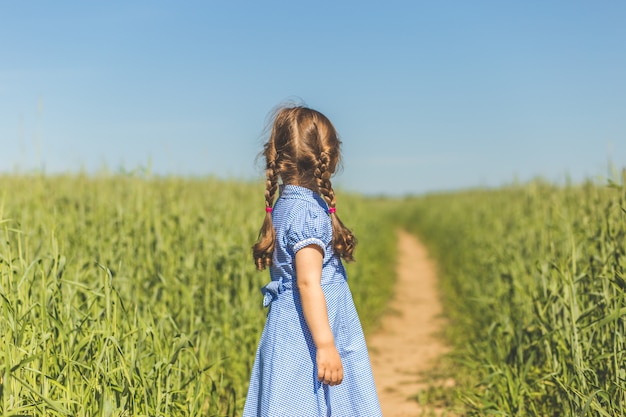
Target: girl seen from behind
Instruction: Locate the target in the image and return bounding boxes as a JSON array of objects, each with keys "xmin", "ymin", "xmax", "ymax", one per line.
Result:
[{"xmin": 243, "ymin": 105, "xmax": 382, "ymax": 416}]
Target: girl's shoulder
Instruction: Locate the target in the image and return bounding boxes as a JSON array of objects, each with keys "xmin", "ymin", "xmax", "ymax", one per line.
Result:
[{"xmin": 275, "ymin": 200, "xmax": 332, "ymax": 250}]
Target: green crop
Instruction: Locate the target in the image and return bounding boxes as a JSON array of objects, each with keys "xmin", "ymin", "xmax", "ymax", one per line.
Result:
[
  {"xmin": 6, "ymin": 167, "xmax": 622, "ymax": 416},
  {"xmin": 0, "ymin": 174, "xmax": 396, "ymax": 416},
  {"xmin": 402, "ymin": 172, "xmax": 626, "ymax": 416}
]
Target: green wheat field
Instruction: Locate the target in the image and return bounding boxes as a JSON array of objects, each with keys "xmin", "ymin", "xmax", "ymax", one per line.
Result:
[{"xmin": 1, "ymin": 170, "xmax": 624, "ymax": 416}]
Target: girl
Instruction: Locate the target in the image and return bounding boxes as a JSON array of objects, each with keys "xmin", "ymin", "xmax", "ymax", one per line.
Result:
[{"xmin": 243, "ymin": 106, "xmax": 382, "ymax": 416}]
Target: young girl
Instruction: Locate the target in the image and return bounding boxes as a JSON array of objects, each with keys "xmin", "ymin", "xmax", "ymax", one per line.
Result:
[{"xmin": 243, "ymin": 106, "xmax": 382, "ymax": 416}]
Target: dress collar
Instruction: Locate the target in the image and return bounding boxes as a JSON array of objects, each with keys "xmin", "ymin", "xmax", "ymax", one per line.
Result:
[{"xmin": 279, "ymin": 184, "xmax": 328, "ymax": 209}]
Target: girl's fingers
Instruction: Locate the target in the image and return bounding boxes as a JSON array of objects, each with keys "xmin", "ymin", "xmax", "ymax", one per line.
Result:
[
  {"xmin": 326, "ymin": 370, "xmax": 334, "ymax": 385},
  {"xmin": 318, "ymin": 366, "xmax": 344, "ymax": 385},
  {"xmin": 326, "ymin": 369, "xmax": 343, "ymax": 386},
  {"xmin": 318, "ymin": 367, "xmax": 329, "ymax": 383},
  {"xmin": 319, "ymin": 368, "xmax": 329, "ymax": 384}
]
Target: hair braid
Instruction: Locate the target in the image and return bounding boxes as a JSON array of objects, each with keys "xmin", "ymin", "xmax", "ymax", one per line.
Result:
[
  {"xmin": 315, "ymin": 151, "xmax": 333, "ymax": 204},
  {"xmin": 264, "ymin": 157, "xmax": 279, "ymax": 209},
  {"xmin": 252, "ymin": 143, "xmax": 279, "ymax": 270},
  {"xmin": 315, "ymin": 151, "xmax": 357, "ymax": 261}
]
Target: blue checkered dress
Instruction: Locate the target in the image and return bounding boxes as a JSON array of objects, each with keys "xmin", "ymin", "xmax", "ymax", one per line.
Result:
[{"xmin": 244, "ymin": 185, "xmax": 382, "ymax": 417}]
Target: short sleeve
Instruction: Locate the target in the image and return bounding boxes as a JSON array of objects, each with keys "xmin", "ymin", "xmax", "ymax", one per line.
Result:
[{"xmin": 287, "ymin": 204, "xmax": 332, "ymax": 255}]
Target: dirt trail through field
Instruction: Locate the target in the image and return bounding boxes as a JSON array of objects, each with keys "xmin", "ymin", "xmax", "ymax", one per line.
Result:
[{"xmin": 368, "ymin": 230, "xmax": 453, "ymax": 417}]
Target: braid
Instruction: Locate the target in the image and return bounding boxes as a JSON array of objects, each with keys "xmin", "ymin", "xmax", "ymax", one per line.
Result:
[
  {"xmin": 252, "ymin": 144, "xmax": 279, "ymax": 270},
  {"xmin": 315, "ymin": 151, "xmax": 357, "ymax": 262},
  {"xmin": 315, "ymin": 151, "xmax": 333, "ymax": 206},
  {"xmin": 265, "ymin": 157, "xmax": 279, "ymax": 209}
]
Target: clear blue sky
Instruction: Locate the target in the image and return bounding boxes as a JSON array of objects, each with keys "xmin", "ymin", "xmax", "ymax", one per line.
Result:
[{"xmin": 2, "ymin": 1, "xmax": 625, "ymax": 195}]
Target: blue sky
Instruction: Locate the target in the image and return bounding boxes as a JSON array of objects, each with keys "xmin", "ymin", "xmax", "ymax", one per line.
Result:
[{"xmin": 1, "ymin": 1, "xmax": 625, "ymax": 195}]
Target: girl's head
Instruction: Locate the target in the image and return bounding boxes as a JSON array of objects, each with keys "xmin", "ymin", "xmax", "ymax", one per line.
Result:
[{"xmin": 253, "ymin": 105, "xmax": 357, "ymax": 270}]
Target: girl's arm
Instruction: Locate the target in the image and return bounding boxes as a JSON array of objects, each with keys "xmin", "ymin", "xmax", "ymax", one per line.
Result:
[{"xmin": 295, "ymin": 245, "xmax": 343, "ymax": 386}]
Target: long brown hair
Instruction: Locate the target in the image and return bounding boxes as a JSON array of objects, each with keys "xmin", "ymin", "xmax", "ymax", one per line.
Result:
[{"xmin": 252, "ymin": 106, "xmax": 357, "ymax": 270}]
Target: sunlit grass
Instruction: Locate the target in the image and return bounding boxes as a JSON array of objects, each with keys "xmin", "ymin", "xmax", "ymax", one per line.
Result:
[
  {"xmin": 0, "ymin": 173, "xmax": 396, "ymax": 416},
  {"xmin": 402, "ymin": 172, "xmax": 626, "ymax": 416},
  {"xmin": 4, "ymin": 168, "xmax": 623, "ymax": 415}
]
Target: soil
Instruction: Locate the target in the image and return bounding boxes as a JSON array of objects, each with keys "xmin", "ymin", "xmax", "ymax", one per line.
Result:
[{"xmin": 368, "ymin": 230, "xmax": 454, "ymax": 417}]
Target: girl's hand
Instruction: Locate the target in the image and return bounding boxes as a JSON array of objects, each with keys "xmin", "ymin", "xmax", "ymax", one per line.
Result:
[{"xmin": 316, "ymin": 343, "xmax": 343, "ymax": 386}]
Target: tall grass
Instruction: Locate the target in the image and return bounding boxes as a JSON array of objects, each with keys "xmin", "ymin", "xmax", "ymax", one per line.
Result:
[
  {"xmin": 403, "ymin": 173, "xmax": 626, "ymax": 415},
  {"xmin": 0, "ymin": 174, "xmax": 396, "ymax": 416},
  {"xmin": 9, "ymin": 168, "xmax": 623, "ymax": 416}
]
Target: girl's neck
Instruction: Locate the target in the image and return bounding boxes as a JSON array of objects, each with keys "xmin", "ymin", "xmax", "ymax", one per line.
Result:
[{"xmin": 283, "ymin": 178, "xmax": 318, "ymax": 193}]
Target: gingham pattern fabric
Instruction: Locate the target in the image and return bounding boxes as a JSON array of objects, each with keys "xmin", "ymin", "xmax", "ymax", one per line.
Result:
[{"xmin": 244, "ymin": 185, "xmax": 382, "ymax": 417}]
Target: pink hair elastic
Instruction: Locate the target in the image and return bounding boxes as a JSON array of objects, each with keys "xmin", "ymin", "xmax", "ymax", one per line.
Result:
[
  {"xmin": 265, "ymin": 207, "xmax": 273, "ymax": 213},
  {"xmin": 328, "ymin": 207, "xmax": 336, "ymax": 214}
]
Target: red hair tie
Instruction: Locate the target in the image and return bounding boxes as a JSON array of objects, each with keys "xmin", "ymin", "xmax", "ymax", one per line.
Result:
[
  {"xmin": 328, "ymin": 207, "xmax": 336, "ymax": 214},
  {"xmin": 265, "ymin": 207, "xmax": 273, "ymax": 213}
]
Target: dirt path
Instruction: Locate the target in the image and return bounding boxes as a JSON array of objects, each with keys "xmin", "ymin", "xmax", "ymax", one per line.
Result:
[{"xmin": 368, "ymin": 230, "xmax": 452, "ymax": 417}]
